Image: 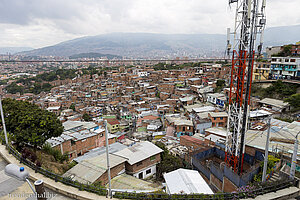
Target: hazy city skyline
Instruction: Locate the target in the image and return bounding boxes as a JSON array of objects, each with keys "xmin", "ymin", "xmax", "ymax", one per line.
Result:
[{"xmin": 0, "ymin": 0, "xmax": 300, "ymax": 48}]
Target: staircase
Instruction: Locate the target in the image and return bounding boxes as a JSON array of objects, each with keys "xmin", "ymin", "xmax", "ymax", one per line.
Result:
[{"xmin": 268, "ymin": 172, "xmax": 282, "ymax": 183}]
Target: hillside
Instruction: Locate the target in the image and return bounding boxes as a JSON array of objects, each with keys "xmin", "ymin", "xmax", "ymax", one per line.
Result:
[{"xmin": 18, "ymin": 24, "xmax": 300, "ymax": 58}]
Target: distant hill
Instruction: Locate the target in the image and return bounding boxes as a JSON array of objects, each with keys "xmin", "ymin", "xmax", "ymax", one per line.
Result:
[
  {"xmin": 69, "ymin": 52, "xmax": 122, "ymax": 59},
  {"xmin": 264, "ymin": 24, "xmax": 300, "ymax": 46},
  {"xmin": 18, "ymin": 33, "xmax": 226, "ymax": 58},
  {"xmin": 0, "ymin": 47, "xmax": 33, "ymax": 54},
  {"xmin": 18, "ymin": 24, "xmax": 300, "ymax": 58}
]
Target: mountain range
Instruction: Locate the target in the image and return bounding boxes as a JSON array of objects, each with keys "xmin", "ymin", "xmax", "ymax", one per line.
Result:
[{"xmin": 17, "ymin": 24, "xmax": 300, "ymax": 58}]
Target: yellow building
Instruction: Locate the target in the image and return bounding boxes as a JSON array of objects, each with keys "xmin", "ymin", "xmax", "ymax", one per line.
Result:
[
  {"xmin": 107, "ymin": 119, "xmax": 120, "ymax": 133},
  {"xmin": 252, "ymin": 61, "xmax": 271, "ymax": 81}
]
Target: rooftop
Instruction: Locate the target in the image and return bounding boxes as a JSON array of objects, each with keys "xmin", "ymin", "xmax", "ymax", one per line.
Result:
[
  {"xmin": 209, "ymin": 112, "xmax": 228, "ymax": 118},
  {"xmin": 63, "ymin": 154, "xmax": 127, "ymax": 184},
  {"xmin": 192, "ymin": 106, "xmax": 215, "ymax": 113},
  {"xmin": 74, "ymin": 142, "xmax": 127, "ymax": 163},
  {"xmin": 259, "ymin": 98, "xmax": 289, "ymax": 109},
  {"xmin": 113, "ymin": 141, "xmax": 163, "ymax": 165},
  {"xmin": 163, "ymin": 168, "xmax": 214, "ymax": 194}
]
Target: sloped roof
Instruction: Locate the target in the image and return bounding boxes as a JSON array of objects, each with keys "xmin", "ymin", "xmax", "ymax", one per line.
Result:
[
  {"xmin": 63, "ymin": 154, "xmax": 126, "ymax": 184},
  {"xmin": 259, "ymin": 98, "xmax": 289, "ymax": 108},
  {"xmin": 163, "ymin": 168, "xmax": 213, "ymax": 194},
  {"xmin": 113, "ymin": 141, "xmax": 163, "ymax": 165}
]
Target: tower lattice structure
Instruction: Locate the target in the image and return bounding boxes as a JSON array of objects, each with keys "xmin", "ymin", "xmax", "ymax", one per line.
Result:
[{"xmin": 225, "ymin": 0, "xmax": 266, "ymax": 174}]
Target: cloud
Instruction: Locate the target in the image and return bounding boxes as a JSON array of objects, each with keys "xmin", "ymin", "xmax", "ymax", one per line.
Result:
[{"xmin": 0, "ymin": 0, "xmax": 299, "ymax": 48}]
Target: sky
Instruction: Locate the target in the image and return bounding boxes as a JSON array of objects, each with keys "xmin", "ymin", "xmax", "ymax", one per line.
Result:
[{"xmin": 0, "ymin": 0, "xmax": 299, "ymax": 48}]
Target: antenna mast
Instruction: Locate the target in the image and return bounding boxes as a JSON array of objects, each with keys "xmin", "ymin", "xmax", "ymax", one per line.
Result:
[{"xmin": 225, "ymin": 0, "xmax": 266, "ymax": 175}]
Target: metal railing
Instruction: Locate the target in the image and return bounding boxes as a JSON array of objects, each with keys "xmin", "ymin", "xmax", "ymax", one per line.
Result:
[{"xmin": 0, "ymin": 135, "xmax": 297, "ymax": 200}]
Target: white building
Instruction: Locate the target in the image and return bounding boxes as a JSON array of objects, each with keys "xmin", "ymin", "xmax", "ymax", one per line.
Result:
[{"xmin": 163, "ymin": 168, "xmax": 214, "ymax": 194}]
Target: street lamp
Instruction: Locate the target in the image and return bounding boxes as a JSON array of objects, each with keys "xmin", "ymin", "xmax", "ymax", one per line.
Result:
[
  {"xmin": 0, "ymin": 95, "xmax": 8, "ymax": 145},
  {"xmin": 5, "ymin": 164, "xmax": 36, "ymax": 194},
  {"xmin": 5, "ymin": 164, "xmax": 47, "ymax": 200}
]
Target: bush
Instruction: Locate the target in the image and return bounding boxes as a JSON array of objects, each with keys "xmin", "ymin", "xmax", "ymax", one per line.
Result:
[
  {"xmin": 42, "ymin": 143, "xmax": 52, "ymax": 154},
  {"xmin": 42, "ymin": 143, "xmax": 68, "ymax": 163}
]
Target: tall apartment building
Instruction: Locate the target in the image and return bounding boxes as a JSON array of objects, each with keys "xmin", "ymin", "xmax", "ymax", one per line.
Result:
[
  {"xmin": 252, "ymin": 61, "xmax": 271, "ymax": 81},
  {"xmin": 270, "ymin": 57, "xmax": 300, "ymax": 80}
]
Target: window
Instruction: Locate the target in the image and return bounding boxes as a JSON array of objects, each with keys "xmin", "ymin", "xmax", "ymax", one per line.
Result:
[
  {"xmin": 182, "ymin": 127, "xmax": 185, "ymax": 132},
  {"xmin": 220, "ymin": 117, "xmax": 223, "ymax": 120},
  {"xmin": 214, "ymin": 117, "xmax": 216, "ymax": 120},
  {"xmin": 150, "ymin": 155, "xmax": 156, "ymax": 161},
  {"xmin": 71, "ymin": 140, "xmax": 76, "ymax": 146},
  {"xmin": 146, "ymin": 169, "xmax": 151, "ymax": 174},
  {"xmin": 137, "ymin": 161, "xmax": 143, "ymax": 166}
]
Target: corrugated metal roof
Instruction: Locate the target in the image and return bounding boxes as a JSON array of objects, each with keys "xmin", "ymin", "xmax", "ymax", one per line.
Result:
[
  {"xmin": 163, "ymin": 168, "xmax": 213, "ymax": 194},
  {"xmin": 113, "ymin": 141, "xmax": 163, "ymax": 165},
  {"xmin": 63, "ymin": 154, "xmax": 127, "ymax": 184},
  {"xmin": 259, "ymin": 98, "xmax": 289, "ymax": 108},
  {"xmin": 74, "ymin": 142, "xmax": 127, "ymax": 163}
]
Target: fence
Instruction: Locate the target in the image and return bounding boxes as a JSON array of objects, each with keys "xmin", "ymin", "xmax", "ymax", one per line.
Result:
[
  {"xmin": 0, "ymin": 135, "xmax": 297, "ymax": 199},
  {"xmin": 192, "ymin": 147, "xmax": 262, "ymax": 187}
]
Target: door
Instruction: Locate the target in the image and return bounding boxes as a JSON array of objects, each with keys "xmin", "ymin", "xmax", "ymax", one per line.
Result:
[{"xmin": 138, "ymin": 172, "xmax": 143, "ymax": 179}]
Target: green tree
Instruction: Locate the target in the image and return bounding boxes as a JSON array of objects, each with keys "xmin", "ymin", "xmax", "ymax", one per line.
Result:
[
  {"xmin": 5, "ymin": 82, "xmax": 25, "ymax": 94},
  {"xmin": 155, "ymin": 141, "xmax": 185, "ymax": 181},
  {"xmin": 1, "ymin": 98, "xmax": 63, "ymax": 149},
  {"xmin": 216, "ymin": 79, "xmax": 225, "ymax": 87},
  {"xmin": 82, "ymin": 113, "xmax": 92, "ymax": 121},
  {"xmin": 215, "ymin": 79, "xmax": 226, "ymax": 93},
  {"xmin": 273, "ymin": 45, "xmax": 292, "ymax": 57},
  {"xmin": 69, "ymin": 103, "xmax": 76, "ymax": 111},
  {"xmin": 285, "ymin": 93, "xmax": 300, "ymax": 111}
]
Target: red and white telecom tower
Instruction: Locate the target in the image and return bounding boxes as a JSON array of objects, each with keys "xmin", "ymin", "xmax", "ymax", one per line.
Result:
[{"xmin": 225, "ymin": 0, "xmax": 266, "ymax": 175}]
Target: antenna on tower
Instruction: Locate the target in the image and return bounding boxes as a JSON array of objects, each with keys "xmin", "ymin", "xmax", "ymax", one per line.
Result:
[
  {"xmin": 226, "ymin": 28, "xmax": 232, "ymax": 57},
  {"xmin": 225, "ymin": 0, "xmax": 267, "ymax": 175}
]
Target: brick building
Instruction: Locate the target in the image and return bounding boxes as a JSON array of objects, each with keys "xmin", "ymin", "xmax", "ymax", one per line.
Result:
[{"xmin": 113, "ymin": 141, "xmax": 163, "ymax": 179}]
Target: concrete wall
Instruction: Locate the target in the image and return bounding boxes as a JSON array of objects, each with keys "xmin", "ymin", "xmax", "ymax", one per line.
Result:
[
  {"xmin": 125, "ymin": 153, "xmax": 161, "ymax": 178},
  {"xmin": 133, "ymin": 164, "xmax": 157, "ymax": 179},
  {"xmin": 97, "ymin": 163, "xmax": 126, "ymax": 185}
]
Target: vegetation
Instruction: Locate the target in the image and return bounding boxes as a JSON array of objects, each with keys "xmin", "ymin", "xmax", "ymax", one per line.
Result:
[
  {"xmin": 253, "ymin": 155, "xmax": 280, "ymax": 182},
  {"xmin": 42, "ymin": 143, "xmax": 69, "ymax": 163},
  {"xmin": 272, "ymin": 45, "xmax": 292, "ymax": 57},
  {"xmin": 153, "ymin": 63, "xmax": 189, "ymax": 71},
  {"xmin": 69, "ymin": 103, "xmax": 76, "ymax": 111},
  {"xmin": 82, "ymin": 113, "xmax": 93, "ymax": 121},
  {"xmin": 284, "ymin": 93, "xmax": 300, "ymax": 111},
  {"xmin": 0, "ymin": 79, "xmax": 8, "ymax": 85},
  {"xmin": 155, "ymin": 141, "xmax": 190, "ymax": 181},
  {"xmin": 1, "ymin": 98, "xmax": 63, "ymax": 149},
  {"xmin": 5, "ymin": 82, "xmax": 25, "ymax": 94},
  {"xmin": 215, "ymin": 79, "xmax": 226, "ymax": 92},
  {"xmin": 274, "ymin": 117, "xmax": 294, "ymax": 123},
  {"xmin": 251, "ymin": 80, "xmax": 298, "ymax": 100}
]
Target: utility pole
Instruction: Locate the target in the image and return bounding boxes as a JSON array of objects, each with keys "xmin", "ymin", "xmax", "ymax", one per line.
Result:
[
  {"xmin": 290, "ymin": 132, "xmax": 300, "ymax": 179},
  {"xmin": 104, "ymin": 120, "xmax": 112, "ymax": 198},
  {"xmin": 0, "ymin": 95, "xmax": 8, "ymax": 145},
  {"xmin": 262, "ymin": 116, "xmax": 272, "ymax": 182}
]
